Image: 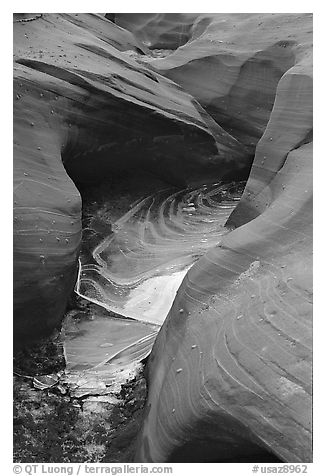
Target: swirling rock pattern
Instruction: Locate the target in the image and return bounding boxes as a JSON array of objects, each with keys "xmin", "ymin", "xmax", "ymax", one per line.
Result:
[
  {"xmin": 13, "ymin": 14, "xmax": 250, "ymax": 346},
  {"xmin": 14, "ymin": 11, "xmax": 313, "ymax": 463},
  {"xmin": 134, "ymin": 16, "xmax": 313, "ymax": 462},
  {"xmin": 61, "ymin": 183, "xmax": 240, "ymax": 397},
  {"xmin": 117, "ymin": 13, "xmax": 312, "ymax": 153},
  {"xmin": 77, "ymin": 184, "xmax": 239, "ymax": 324}
]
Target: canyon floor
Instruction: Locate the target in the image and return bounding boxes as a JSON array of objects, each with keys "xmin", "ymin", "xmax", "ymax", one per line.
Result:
[
  {"xmin": 13, "ymin": 315, "xmax": 147, "ymax": 463},
  {"xmin": 13, "ymin": 177, "xmax": 247, "ymax": 463},
  {"xmin": 13, "ymin": 13, "xmax": 312, "ymax": 464}
]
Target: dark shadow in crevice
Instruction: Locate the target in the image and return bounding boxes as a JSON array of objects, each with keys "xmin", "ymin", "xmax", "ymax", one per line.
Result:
[{"xmin": 169, "ymin": 430, "xmax": 283, "ymax": 463}]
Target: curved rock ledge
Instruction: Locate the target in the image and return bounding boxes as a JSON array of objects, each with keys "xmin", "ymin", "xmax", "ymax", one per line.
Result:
[
  {"xmin": 13, "ymin": 14, "xmax": 250, "ymax": 346},
  {"xmin": 120, "ymin": 13, "xmax": 312, "ymax": 153},
  {"xmin": 13, "ymin": 12, "xmax": 313, "ymax": 464},
  {"xmin": 134, "ymin": 29, "xmax": 312, "ymax": 462}
]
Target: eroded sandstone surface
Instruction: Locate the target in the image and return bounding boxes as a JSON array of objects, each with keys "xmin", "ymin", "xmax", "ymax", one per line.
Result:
[
  {"xmin": 13, "ymin": 12, "xmax": 312, "ymax": 463},
  {"xmin": 123, "ymin": 13, "xmax": 312, "ymax": 462},
  {"xmin": 115, "ymin": 13, "xmax": 312, "ymax": 153},
  {"xmin": 13, "ymin": 13, "xmax": 250, "ymax": 345}
]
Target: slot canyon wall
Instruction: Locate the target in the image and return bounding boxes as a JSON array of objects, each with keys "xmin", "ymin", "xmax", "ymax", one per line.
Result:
[
  {"xmin": 115, "ymin": 13, "xmax": 312, "ymax": 462},
  {"xmin": 13, "ymin": 13, "xmax": 312, "ymax": 462},
  {"xmin": 13, "ymin": 13, "xmax": 250, "ymax": 345}
]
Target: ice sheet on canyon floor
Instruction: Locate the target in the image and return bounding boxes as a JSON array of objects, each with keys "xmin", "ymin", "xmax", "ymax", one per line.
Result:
[
  {"xmin": 62, "ymin": 313, "xmax": 158, "ymax": 397},
  {"xmin": 63, "ymin": 183, "xmax": 240, "ymax": 393},
  {"xmin": 76, "ymin": 184, "xmax": 239, "ymax": 322}
]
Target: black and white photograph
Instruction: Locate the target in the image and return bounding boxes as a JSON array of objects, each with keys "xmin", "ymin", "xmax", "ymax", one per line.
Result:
[{"xmin": 11, "ymin": 3, "xmax": 315, "ymax": 472}]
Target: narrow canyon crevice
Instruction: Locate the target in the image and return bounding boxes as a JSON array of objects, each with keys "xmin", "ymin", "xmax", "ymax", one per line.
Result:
[{"xmin": 13, "ymin": 13, "xmax": 312, "ymax": 464}]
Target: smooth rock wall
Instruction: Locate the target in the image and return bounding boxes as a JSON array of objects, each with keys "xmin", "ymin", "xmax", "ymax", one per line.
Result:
[
  {"xmin": 134, "ymin": 15, "xmax": 313, "ymax": 463},
  {"xmin": 13, "ymin": 13, "xmax": 250, "ymax": 346},
  {"xmin": 122, "ymin": 13, "xmax": 312, "ymax": 153}
]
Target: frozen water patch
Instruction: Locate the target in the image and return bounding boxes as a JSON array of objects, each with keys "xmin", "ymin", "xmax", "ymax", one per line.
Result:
[{"xmin": 63, "ymin": 183, "xmax": 242, "ymax": 392}]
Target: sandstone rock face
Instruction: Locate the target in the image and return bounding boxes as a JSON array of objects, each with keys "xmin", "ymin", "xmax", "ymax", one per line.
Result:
[
  {"xmin": 134, "ymin": 16, "xmax": 313, "ymax": 462},
  {"xmin": 13, "ymin": 14, "xmax": 250, "ymax": 346},
  {"xmin": 14, "ymin": 12, "xmax": 313, "ymax": 463},
  {"xmin": 119, "ymin": 13, "xmax": 312, "ymax": 154},
  {"xmin": 110, "ymin": 13, "xmax": 199, "ymax": 49}
]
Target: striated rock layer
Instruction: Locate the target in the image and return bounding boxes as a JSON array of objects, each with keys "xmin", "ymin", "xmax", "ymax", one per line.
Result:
[
  {"xmin": 14, "ymin": 12, "xmax": 313, "ymax": 463},
  {"xmin": 13, "ymin": 14, "xmax": 250, "ymax": 346},
  {"xmin": 134, "ymin": 16, "xmax": 313, "ymax": 462},
  {"xmin": 116, "ymin": 13, "xmax": 312, "ymax": 154}
]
